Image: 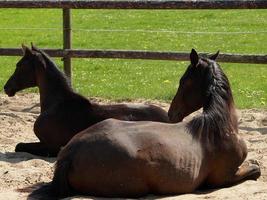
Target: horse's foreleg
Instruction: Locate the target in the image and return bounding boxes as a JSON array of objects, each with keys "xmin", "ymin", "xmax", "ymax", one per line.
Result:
[
  {"xmin": 15, "ymin": 142, "xmax": 59, "ymax": 157},
  {"xmin": 227, "ymin": 159, "xmax": 261, "ymax": 186}
]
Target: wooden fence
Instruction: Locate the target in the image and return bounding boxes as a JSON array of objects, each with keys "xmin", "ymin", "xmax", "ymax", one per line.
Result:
[{"xmin": 0, "ymin": 0, "xmax": 267, "ymax": 81}]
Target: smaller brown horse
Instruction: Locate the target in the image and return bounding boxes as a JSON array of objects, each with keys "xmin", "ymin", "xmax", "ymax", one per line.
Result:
[
  {"xmin": 4, "ymin": 44, "xmax": 169, "ymax": 157},
  {"xmin": 29, "ymin": 49, "xmax": 260, "ymax": 199}
]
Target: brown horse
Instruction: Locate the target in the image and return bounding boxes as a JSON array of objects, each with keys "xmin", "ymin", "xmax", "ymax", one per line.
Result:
[
  {"xmin": 3, "ymin": 44, "xmax": 169, "ymax": 157},
  {"xmin": 29, "ymin": 49, "xmax": 261, "ymax": 199}
]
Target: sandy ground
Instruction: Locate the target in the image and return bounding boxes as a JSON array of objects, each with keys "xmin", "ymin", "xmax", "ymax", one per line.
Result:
[{"xmin": 0, "ymin": 93, "xmax": 266, "ymax": 200}]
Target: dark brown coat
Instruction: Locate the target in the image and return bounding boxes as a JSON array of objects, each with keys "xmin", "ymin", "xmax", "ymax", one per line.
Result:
[
  {"xmin": 4, "ymin": 45, "xmax": 169, "ymax": 157},
  {"xmin": 29, "ymin": 49, "xmax": 260, "ymax": 199}
]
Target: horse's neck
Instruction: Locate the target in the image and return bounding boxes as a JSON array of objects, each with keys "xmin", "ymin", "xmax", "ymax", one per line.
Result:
[
  {"xmin": 204, "ymin": 94, "xmax": 238, "ymax": 133},
  {"xmin": 36, "ymin": 67, "xmax": 73, "ymax": 112},
  {"xmin": 188, "ymin": 91, "xmax": 238, "ymax": 150}
]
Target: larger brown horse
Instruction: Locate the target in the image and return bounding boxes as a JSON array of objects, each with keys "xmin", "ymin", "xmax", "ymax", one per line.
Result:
[
  {"xmin": 3, "ymin": 45, "xmax": 169, "ymax": 157},
  {"xmin": 29, "ymin": 49, "xmax": 260, "ymax": 199}
]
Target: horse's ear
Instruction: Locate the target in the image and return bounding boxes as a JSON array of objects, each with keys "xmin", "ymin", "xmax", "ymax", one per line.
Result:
[
  {"xmin": 209, "ymin": 50, "xmax": 220, "ymax": 61},
  {"xmin": 21, "ymin": 44, "xmax": 33, "ymax": 56},
  {"xmin": 31, "ymin": 42, "xmax": 39, "ymax": 51},
  {"xmin": 190, "ymin": 49, "xmax": 199, "ymax": 66}
]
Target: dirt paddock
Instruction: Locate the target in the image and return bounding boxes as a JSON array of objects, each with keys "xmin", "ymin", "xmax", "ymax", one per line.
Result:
[{"xmin": 0, "ymin": 93, "xmax": 266, "ymax": 200}]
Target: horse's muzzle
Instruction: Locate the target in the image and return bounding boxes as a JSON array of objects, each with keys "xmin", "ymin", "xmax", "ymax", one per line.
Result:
[{"xmin": 4, "ymin": 85, "xmax": 16, "ymax": 97}]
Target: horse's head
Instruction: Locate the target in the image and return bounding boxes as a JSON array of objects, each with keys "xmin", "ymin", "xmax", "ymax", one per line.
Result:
[
  {"xmin": 4, "ymin": 44, "xmax": 45, "ymax": 97},
  {"xmin": 168, "ymin": 49, "xmax": 219, "ymax": 123}
]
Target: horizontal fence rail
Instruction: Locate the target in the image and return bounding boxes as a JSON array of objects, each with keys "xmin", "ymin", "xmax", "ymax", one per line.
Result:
[
  {"xmin": 0, "ymin": 0, "xmax": 267, "ymax": 9},
  {"xmin": 0, "ymin": 0, "xmax": 266, "ymax": 80},
  {"xmin": 0, "ymin": 48, "xmax": 266, "ymax": 64}
]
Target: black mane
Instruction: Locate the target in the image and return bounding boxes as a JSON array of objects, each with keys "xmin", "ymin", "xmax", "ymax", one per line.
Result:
[{"xmin": 188, "ymin": 58, "xmax": 238, "ymax": 148}]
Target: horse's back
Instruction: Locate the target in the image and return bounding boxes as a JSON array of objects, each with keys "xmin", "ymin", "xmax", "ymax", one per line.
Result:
[
  {"xmin": 94, "ymin": 103, "xmax": 170, "ymax": 123},
  {"xmin": 59, "ymin": 119, "xmax": 204, "ymax": 196}
]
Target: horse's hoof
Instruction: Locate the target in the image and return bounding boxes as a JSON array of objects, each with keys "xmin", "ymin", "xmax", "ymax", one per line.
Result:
[
  {"xmin": 241, "ymin": 159, "xmax": 261, "ymax": 181},
  {"xmin": 15, "ymin": 143, "xmax": 26, "ymax": 152},
  {"xmin": 247, "ymin": 164, "xmax": 261, "ymax": 181}
]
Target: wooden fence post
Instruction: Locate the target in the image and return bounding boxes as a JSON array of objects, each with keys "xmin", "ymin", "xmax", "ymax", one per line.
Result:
[{"xmin": 63, "ymin": 8, "xmax": 72, "ymax": 82}]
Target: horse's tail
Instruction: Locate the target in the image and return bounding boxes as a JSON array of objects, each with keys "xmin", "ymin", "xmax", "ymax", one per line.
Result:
[{"xmin": 28, "ymin": 151, "xmax": 73, "ymax": 199}]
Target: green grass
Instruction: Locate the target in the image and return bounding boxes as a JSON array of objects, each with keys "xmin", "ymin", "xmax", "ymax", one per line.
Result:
[{"xmin": 0, "ymin": 9, "xmax": 266, "ymax": 108}]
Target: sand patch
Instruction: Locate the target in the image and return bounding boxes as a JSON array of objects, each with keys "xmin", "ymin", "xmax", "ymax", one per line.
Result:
[{"xmin": 0, "ymin": 93, "xmax": 266, "ymax": 200}]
